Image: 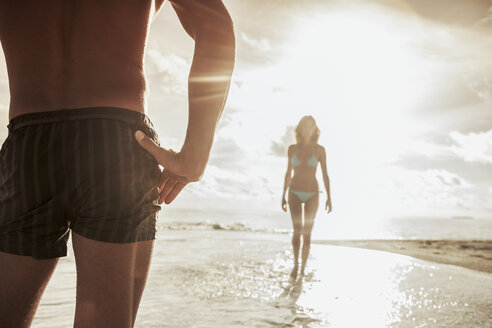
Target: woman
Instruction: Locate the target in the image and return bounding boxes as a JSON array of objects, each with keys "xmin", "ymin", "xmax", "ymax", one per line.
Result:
[{"xmin": 281, "ymin": 116, "xmax": 332, "ymax": 280}]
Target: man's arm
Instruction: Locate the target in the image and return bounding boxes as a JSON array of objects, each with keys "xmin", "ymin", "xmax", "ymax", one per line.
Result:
[
  {"xmin": 135, "ymin": 0, "xmax": 236, "ymax": 204},
  {"xmin": 171, "ymin": 0, "xmax": 236, "ymax": 179}
]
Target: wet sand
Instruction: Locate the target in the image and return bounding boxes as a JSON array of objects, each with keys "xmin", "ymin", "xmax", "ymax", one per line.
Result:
[
  {"xmin": 32, "ymin": 232, "xmax": 492, "ymax": 327},
  {"xmin": 316, "ymin": 240, "xmax": 492, "ymax": 274}
]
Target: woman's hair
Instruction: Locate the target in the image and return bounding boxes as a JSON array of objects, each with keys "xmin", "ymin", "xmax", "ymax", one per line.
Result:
[{"xmin": 295, "ymin": 115, "xmax": 320, "ymax": 144}]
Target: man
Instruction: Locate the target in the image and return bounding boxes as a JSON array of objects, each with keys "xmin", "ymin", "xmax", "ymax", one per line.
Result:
[{"xmin": 0, "ymin": 0, "xmax": 235, "ymax": 327}]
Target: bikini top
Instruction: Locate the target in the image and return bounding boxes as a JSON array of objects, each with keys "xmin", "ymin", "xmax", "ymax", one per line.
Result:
[{"xmin": 290, "ymin": 151, "xmax": 318, "ymax": 167}]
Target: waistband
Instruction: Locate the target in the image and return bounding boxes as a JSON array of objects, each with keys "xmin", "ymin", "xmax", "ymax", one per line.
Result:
[{"xmin": 7, "ymin": 107, "xmax": 154, "ymax": 132}]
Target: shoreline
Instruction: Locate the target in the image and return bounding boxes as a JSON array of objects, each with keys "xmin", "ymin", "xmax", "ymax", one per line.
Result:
[{"xmin": 315, "ymin": 239, "xmax": 492, "ymax": 274}]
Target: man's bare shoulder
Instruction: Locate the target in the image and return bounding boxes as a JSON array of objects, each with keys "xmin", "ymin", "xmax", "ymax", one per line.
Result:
[{"xmin": 0, "ymin": 0, "xmax": 159, "ymax": 116}]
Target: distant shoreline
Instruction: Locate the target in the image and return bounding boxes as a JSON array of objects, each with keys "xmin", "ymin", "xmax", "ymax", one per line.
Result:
[{"xmin": 314, "ymin": 239, "xmax": 492, "ymax": 274}]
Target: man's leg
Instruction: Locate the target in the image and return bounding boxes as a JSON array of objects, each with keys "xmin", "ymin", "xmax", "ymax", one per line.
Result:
[
  {"xmin": 132, "ymin": 238, "xmax": 153, "ymax": 327},
  {"xmin": 0, "ymin": 252, "xmax": 58, "ymax": 328},
  {"xmin": 72, "ymin": 232, "xmax": 153, "ymax": 328}
]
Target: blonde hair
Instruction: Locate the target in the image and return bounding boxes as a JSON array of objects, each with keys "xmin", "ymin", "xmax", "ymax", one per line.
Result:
[{"xmin": 295, "ymin": 115, "xmax": 320, "ymax": 144}]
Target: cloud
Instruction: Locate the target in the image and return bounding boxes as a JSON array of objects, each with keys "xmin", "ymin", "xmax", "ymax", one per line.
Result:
[
  {"xmin": 184, "ymin": 164, "xmax": 248, "ymax": 198},
  {"xmin": 184, "ymin": 163, "xmax": 276, "ymax": 200},
  {"xmin": 145, "ymin": 45, "xmax": 189, "ymax": 96},
  {"xmin": 450, "ymin": 130, "xmax": 492, "ymax": 164},
  {"xmin": 383, "ymin": 0, "xmax": 491, "ymax": 27},
  {"xmin": 375, "ymin": 166, "xmax": 478, "ymax": 216},
  {"xmin": 240, "ymin": 32, "xmax": 271, "ymax": 52},
  {"xmin": 429, "ymin": 169, "xmax": 472, "ymax": 187},
  {"xmin": 462, "ymin": 4, "xmax": 492, "ymax": 106},
  {"xmin": 208, "ymin": 135, "xmax": 246, "ymax": 169},
  {"xmin": 464, "ymin": 61, "xmax": 492, "ymax": 106},
  {"xmin": 386, "ymin": 167, "xmax": 472, "ymax": 192},
  {"xmin": 0, "ymin": 106, "xmax": 8, "ymax": 142},
  {"xmin": 475, "ymin": 4, "xmax": 492, "ymax": 28},
  {"xmin": 270, "ymin": 126, "xmax": 295, "ymax": 157},
  {"xmin": 0, "ymin": 53, "xmax": 10, "ymax": 141}
]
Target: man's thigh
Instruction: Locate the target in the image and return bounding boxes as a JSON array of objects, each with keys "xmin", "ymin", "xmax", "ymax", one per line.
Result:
[
  {"xmin": 0, "ymin": 252, "xmax": 58, "ymax": 328},
  {"xmin": 72, "ymin": 232, "xmax": 153, "ymax": 327}
]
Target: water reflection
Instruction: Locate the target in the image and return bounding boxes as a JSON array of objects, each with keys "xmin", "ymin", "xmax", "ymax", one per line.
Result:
[
  {"xmin": 276, "ymin": 244, "xmax": 492, "ymax": 328},
  {"xmin": 33, "ymin": 232, "xmax": 492, "ymax": 327},
  {"xmin": 280, "ymin": 278, "xmax": 324, "ymax": 327}
]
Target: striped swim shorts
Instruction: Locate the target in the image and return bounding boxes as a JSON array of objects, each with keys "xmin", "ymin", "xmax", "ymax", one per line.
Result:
[{"xmin": 0, "ymin": 107, "xmax": 162, "ymax": 259}]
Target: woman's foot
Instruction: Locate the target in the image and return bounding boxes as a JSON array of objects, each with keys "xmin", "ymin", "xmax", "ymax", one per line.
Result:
[{"xmin": 290, "ymin": 264, "xmax": 299, "ymax": 281}]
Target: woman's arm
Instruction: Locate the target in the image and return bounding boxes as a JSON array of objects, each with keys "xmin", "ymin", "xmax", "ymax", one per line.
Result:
[
  {"xmin": 319, "ymin": 146, "xmax": 332, "ymax": 213},
  {"xmin": 282, "ymin": 145, "xmax": 294, "ymax": 211}
]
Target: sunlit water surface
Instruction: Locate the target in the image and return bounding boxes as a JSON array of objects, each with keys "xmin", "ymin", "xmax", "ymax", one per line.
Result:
[{"xmin": 33, "ymin": 230, "xmax": 492, "ymax": 328}]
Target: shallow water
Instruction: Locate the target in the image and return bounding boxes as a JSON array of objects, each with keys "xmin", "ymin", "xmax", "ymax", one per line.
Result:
[
  {"xmin": 160, "ymin": 207, "xmax": 492, "ymax": 240},
  {"xmin": 32, "ymin": 230, "xmax": 492, "ymax": 328}
]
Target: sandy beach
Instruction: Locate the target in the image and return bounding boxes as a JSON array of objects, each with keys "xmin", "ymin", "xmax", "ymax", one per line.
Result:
[
  {"xmin": 317, "ymin": 239, "xmax": 492, "ymax": 274},
  {"xmin": 28, "ymin": 204, "xmax": 492, "ymax": 328},
  {"xmin": 31, "ymin": 229, "xmax": 492, "ymax": 328}
]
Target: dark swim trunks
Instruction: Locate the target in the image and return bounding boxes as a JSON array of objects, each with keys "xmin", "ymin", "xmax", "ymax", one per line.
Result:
[{"xmin": 0, "ymin": 107, "xmax": 162, "ymax": 259}]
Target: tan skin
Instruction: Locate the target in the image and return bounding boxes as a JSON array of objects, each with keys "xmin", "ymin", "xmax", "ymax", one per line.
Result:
[
  {"xmin": 0, "ymin": 0, "xmax": 235, "ymax": 327},
  {"xmin": 281, "ymin": 124, "xmax": 332, "ymax": 280}
]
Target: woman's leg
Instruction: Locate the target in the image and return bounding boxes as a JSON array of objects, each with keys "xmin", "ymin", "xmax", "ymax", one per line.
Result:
[
  {"xmin": 288, "ymin": 191, "xmax": 303, "ymax": 280},
  {"xmin": 301, "ymin": 193, "xmax": 318, "ymax": 275}
]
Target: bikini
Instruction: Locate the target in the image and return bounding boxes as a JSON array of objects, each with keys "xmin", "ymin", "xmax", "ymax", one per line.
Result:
[{"xmin": 289, "ymin": 149, "xmax": 319, "ymax": 203}]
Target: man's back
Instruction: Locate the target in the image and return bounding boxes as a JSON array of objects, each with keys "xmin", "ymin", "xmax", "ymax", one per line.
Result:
[
  {"xmin": 0, "ymin": 1, "xmax": 235, "ymax": 326},
  {"xmin": 0, "ymin": 0, "xmax": 165, "ymax": 119}
]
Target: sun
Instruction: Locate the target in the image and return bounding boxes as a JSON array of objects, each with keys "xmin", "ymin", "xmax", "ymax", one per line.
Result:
[
  {"xmin": 223, "ymin": 5, "xmax": 434, "ymax": 222},
  {"xmin": 274, "ymin": 8, "xmax": 429, "ymax": 220},
  {"xmin": 289, "ymin": 11, "xmax": 420, "ymax": 120}
]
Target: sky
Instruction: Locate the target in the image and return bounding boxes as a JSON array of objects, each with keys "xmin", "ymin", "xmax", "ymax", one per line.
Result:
[{"xmin": 0, "ymin": 0, "xmax": 491, "ymax": 221}]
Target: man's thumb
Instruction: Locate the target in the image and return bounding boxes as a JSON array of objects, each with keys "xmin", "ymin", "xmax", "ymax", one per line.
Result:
[
  {"xmin": 134, "ymin": 130, "xmax": 163, "ymax": 161},
  {"xmin": 135, "ymin": 130, "xmax": 180, "ymax": 172}
]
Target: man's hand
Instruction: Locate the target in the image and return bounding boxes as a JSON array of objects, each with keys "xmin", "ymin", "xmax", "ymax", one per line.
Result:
[
  {"xmin": 325, "ymin": 199, "xmax": 332, "ymax": 213},
  {"xmin": 135, "ymin": 130, "xmax": 199, "ymax": 204},
  {"xmin": 157, "ymin": 169, "xmax": 189, "ymax": 205}
]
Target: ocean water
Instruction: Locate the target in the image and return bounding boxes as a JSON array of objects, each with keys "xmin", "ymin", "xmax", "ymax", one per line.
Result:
[
  {"xmin": 160, "ymin": 206, "xmax": 492, "ymax": 241},
  {"xmin": 31, "ymin": 208, "xmax": 492, "ymax": 328}
]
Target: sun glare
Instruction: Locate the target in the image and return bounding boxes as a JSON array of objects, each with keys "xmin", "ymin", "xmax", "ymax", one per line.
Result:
[
  {"xmin": 225, "ymin": 5, "xmax": 445, "ymax": 220},
  {"xmin": 278, "ymin": 9, "xmax": 429, "ymax": 219},
  {"xmin": 287, "ymin": 10, "xmax": 422, "ymax": 139}
]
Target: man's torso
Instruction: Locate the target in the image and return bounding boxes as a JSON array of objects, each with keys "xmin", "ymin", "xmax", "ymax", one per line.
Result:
[{"xmin": 0, "ymin": 0, "xmax": 165, "ymax": 119}]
